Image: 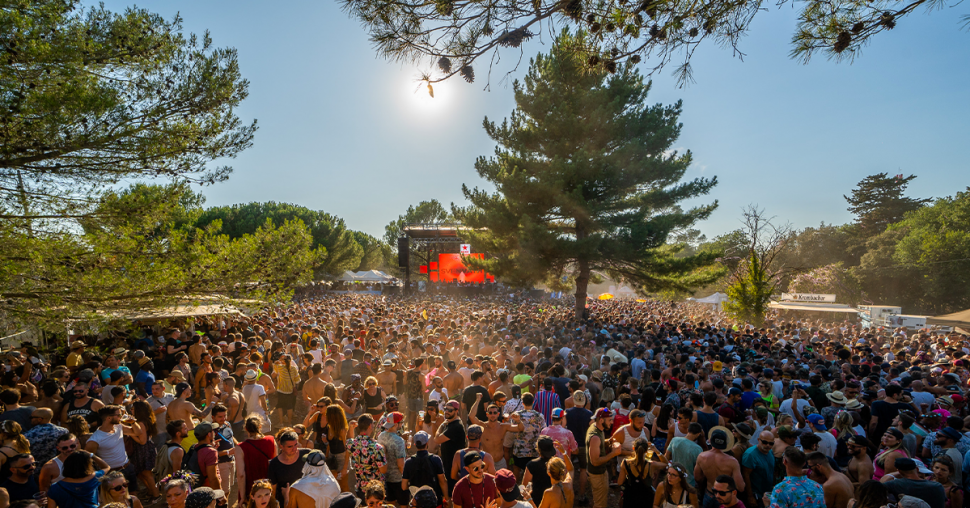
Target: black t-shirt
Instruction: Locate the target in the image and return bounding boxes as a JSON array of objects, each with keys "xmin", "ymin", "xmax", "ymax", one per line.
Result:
[
  {"xmin": 267, "ymin": 448, "xmax": 311, "ymax": 505},
  {"xmin": 462, "ymin": 385, "xmax": 491, "ymax": 423},
  {"xmin": 1, "ymin": 476, "xmax": 38, "ymax": 502},
  {"xmin": 565, "ymin": 407, "xmax": 593, "ymax": 446},
  {"xmin": 871, "ymin": 400, "xmax": 909, "ymax": 441},
  {"xmin": 884, "ymin": 478, "xmax": 947, "ymax": 508},
  {"xmin": 526, "ymin": 457, "xmax": 552, "ymax": 505},
  {"xmin": 402, "ymin": 451, "xmax": 446, "ymax": 499},
  {"xmin": 439, "ymin": 419, "xmax": 467, "ymax": 475}
]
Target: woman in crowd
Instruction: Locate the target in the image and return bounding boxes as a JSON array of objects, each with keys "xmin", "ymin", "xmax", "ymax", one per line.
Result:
[
  {"xmin": 322, "ymin": 405, "xmax": 350, "ymax": 492},
  {"xmin": 652, "ymin": 403, "xmax": 674, "ymax": 451},
  {"xmin": 272, "ymin": 353, "xmax": 300, "ymax": 427},
  {"xmin": 758, "ymin": 380, "xmax": 779, "ymax": 413},
  {"xmin": 653, "ymin": 463, "xmax": 698, "ymax": 508},
  {"xmin": 293, "ymin": 424, "xmax": 313, "ymax": 448},
  {"xmin": 362, "ymin": 480, "xmax": 391, "ymax": 508},
  {"xmin": 618, "ymin": 438, "xmax": 665, "ymax": 508},
  {"xmin": 202, "ymin": 372, "xmax": 222, "ymax": 406},
  {"xmin": 64, "ymin": 416, "xmax": 92, "ymax": 450},
  {"xmin": 417, "ymin": 401, "xmax": 444, "ymax": 454},
  {"xmin": 847, "ymin": 480, "xmax": 888, "ymax": 508},
  {"xmin": 238, "ymin": 415, "xmax": 278, "ymax": 500},
  {"xmin": 98, "ymin": 470, "xmax": 143, "ymax": 508},
  {"xmin": 832, "ymin": 411, "xmax": 857, "ymax": 468},
  {"xmin": 128, "ymin": 400, "xmax": 161, "ymax": 502},
  {"xmin": 932, "ymin": 455, "xmax": 963, "ymax": 508},
  {"xmin": 163, "ymin": 479, "xmax": 190, "ymax": 508},
  {"xmin": 872, "ymin": 428, "xmax": 907, "ymax": 481},
  {"xmin": 0, "ymin": 421, "xmax": 30, "ymax": 468},
  {"xmin": 361, "ymin": 376, "xmax": 386, "ymax": 420},
  {"xmin": 667, "ymin": 407, "xmax": 693, "ymax": 444},
  {"xmin": 47, "ymin": 451, "xmax": 108, "ymax": 508},
  {"xmin": 536, "ymin": 455, "xmax": 573, "ymax": 508},
  {"xmin": 246, "ymin": 479, "xmax": 279, "ymax": 508}
]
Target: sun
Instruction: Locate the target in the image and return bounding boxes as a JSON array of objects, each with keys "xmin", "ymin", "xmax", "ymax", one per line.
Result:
[{"xmin": 404, "ymin": 77, "xmax": 451, "ymax": 115}]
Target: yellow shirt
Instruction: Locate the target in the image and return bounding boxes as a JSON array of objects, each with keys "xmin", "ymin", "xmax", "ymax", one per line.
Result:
[
  {"xmin": 66, "ymin": 352, "xmax": 84, "ymax": 369},
  {"xmin": 276, "ymin": 364, "xmax": 300, "ymax": 394}
]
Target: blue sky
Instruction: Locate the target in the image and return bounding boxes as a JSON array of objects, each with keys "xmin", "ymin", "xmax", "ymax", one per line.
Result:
[{"xmin": 104, "ymin": 0, "xmax": 970, "ymax": 241}]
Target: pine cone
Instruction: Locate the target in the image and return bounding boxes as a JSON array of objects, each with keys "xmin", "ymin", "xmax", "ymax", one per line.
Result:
[
  {"xmin": 629, "ymin": 54, "xmax": 641, "ymax": 64},
  {"xmin": 586, "ymin": 13, "xmax": 596, "ymax": 24},
  {"xmin": 438, "ymin": 56, "xmax": 452, "ymax": 74},
  {"xmin": 703, "ymin": 19, "xmax": 716, "ymax": 34},
  {"xmin": 689, "ymin": 27, "xmax": 699, "ymax": 37},
  {"xmin": 833, "ymin": 31, "xmax": 851, "ymax": 52},
  {"xmin": 590, "ymin": 22, "xmax": 601, "ymax": 33},
  {"xmin": 497, "ymin": 28, "xmax": 535, "ymax": 48},
  {"xmin": 587, "ymin": 54, "xmax": 600, "ymax": 66},
  {"xmin": 610, "ymin": 47, "xmax": 619, "ymax": 58},
  {"xmin": 650, "ymin": 24, "xmax": 660, "ymax": 37},
  {"xmin": 460, "ymin": 65, "xmax": 474, "ymax": 83},
  {"xmin": 880, "ymin": 12, "xmax": 895, "ymax": 29},
  {"xmin": 851, "ymin": 22, "xmax": 864, "ymax": 33},
  {"xmin": 563, "ymin": 0, "xmax": 583, "ymax": 21},
  {"xmin": 435, "ymin": 0, "xmax": 454, "ymax": 16},
  {"xmin": 606, "ymin": 22, "xmax": 616, "ymax": 32},
  {"xmin": 604, "ymin": 60, "xmax": 617, "ymax": 73}
]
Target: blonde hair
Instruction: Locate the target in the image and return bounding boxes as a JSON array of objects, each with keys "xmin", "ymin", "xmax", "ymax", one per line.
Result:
[
  {"xmin": 99, "ymin": 470, "xmax": 127, "ymax": 505},
  {"xmin": 364, "ymin": 376, "xmax": 378, "ymax": 387},
  {"xmin": 0, "ymin": 421, "xmax": 30, "ymax": 453},
  {"xmin": 547, "ymin": 457, "xmax": 568, "ymax": 482}
]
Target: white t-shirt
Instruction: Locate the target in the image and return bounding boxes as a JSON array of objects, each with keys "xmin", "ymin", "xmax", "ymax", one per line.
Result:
[
  {"xmin": 89, "ymin": 424, "xmax": 128, "ymax": 468},
  {"xmin": 814, "ymin": 430, "xmax": 838, "ymax": 457},
  {"xmin": 778, "ymin": 398, "xmax": 812, "ymax": 421},
  {"xmin": 243, "ymin": 383, "xmax": 267, "ymax": 414},
  {"xmin": 309, "ymin": 349, "xmax": 324, "ymax": 365},
  {"xmin": 428, "ymin": 389, "xmax": 449, "ymax": 410}
]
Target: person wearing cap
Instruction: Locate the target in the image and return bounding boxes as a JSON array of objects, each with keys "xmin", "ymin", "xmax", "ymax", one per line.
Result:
[
  {"xmin": 451, "ymin": 424, "xmax": 496, "ymax": 482},
  {"xmin": 452, "ymin": 450, "xmax": 498, "ymax": 508},
  {"xmin": 719, "ymin": 388, "xmax": 745, "ymax": 425},
  {"xmin": 494, "ymin": 468, "xmax": 530, "ymax": 508},
  {"xmin": 805, "ymin": 451, "xmax": 855, "ymax": 508},
  {"xmin": 66, "ymin": 341, "xmax": 87, "ymax": 372},
  {"xmin": 539, "ymin": 407, "xmax": 578, "ymax": 462},
  {"xmin": 402, "ymin": 431, "xmax": 449, "ymax": 506},
  {"xmin": 764, "ymin": 447, "xmax": 825, "ymax": 508},
  {"xmin": 695, "ymin": 426, "xmax": 745, "ymax": 508},
  {"xmin": 586, "ymin": 408, "xmax": 623, "ymax": 508},
  {"xmin": 435, "ymin": 399, "xmax": 466, "ymax": 494},
  {"xmin": 932, "ymin": 427, "xmax": 964, "ymax": 488},
  {"xmin": 805, "ymin": 414, "xmax": 838, "ymax": 458},
  {"xmin": 185, "ymin": 487, "xmax": 225, "ymax": 508},
  {"xmin": 377, "ymin": 412, "xmax": 408, "ymax": 505},
  {"xmin": 879, "ymin": 457, "xmax": 947, "ymax": 508},
  {"xmin": 241, "ymin": 369, "xmax": 271, "ymax": 434},
  {"xmin": 287, "ymin": 450, "xmax": 340, "ymax": 508}
]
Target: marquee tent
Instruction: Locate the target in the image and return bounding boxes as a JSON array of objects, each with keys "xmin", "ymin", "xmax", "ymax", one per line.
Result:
[
  {"xmin": 689, "ymin": 292, "xmax": 730, "ymax": 310},
  {"xmin": 338, "ymin": 271, "xmax": 359, "ymax": 282},
  {"xmin": 352, "ymin": 270, "xmax": 395, "ymax": 282},
  {"xmin": 926, "ymin": 308, "xmax": 970, "ymax": 328}
]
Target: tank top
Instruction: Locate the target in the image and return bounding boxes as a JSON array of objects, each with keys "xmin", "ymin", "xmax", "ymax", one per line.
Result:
[
  {"xmin": 673, "ymin": 423, "xmax": 688, "ymax": 438},
  {"xmin": 695, "ymin": 411, "xmax": 719, "ymax": 437},
  {"xmin": 51, "ymin": 456, "xmax": 65, "ymax": 484},
  {"xmin": 363, "ymin": 388, "xmax": 384, "ymax": 414},
  {"xmin": 67, "ymin": 397, "xmax": 98, "ymax": 424},
  {"xmin": 620, "ymin": 426, "xmax": 649, "ymax": 454},
  {"xmin": 661, "ymin": 487, "xmax": 689, "ymax": 508},
  {"xmin": 622, "ymin": 461, "xmax": 654, "ymax": 508}
]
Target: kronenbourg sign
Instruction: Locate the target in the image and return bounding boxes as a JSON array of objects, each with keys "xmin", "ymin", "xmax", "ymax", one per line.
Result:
[
  {"xmin": 459, "ymin": 244, "xmax": 471, "ymax": 255},
  {"xmin": 781, "ymin": 293, "xmax": 836, "ymax": 303}
]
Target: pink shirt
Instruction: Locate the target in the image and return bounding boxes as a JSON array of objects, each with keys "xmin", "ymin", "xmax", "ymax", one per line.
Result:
[{"xmin": 540, "ymin": 424, "xmax": 578, "ymax": 459}]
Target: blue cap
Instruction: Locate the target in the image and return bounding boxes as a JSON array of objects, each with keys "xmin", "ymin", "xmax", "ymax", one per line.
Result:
[
  {"xmin": 807, "ymin": 413, "xmax": 827, "ymax": 430},
  {"xmin": 728, "ymin": 387, "xmax": 743, "ymax": 396}
]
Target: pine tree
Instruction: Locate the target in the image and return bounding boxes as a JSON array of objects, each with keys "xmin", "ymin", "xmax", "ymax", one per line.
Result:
[
  {"xmin": 454, "ymin": 30, "xmax": 723, "ymax": 318},
  {"xmin": 845, "ymin": 173, "xmax": 930, "ymax": 237}
]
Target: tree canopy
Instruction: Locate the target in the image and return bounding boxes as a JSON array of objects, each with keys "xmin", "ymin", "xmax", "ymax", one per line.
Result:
[
  {"xmin": 341, "ymin": 0, "xmax": 965, "ymax": 88},
  {"xmin": 454, "ymin": 31, "xmax": 723, "ymax": 317}
]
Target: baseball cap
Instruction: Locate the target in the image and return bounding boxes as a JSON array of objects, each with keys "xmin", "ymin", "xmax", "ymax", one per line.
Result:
[
  {"xmin": 445, "ymin": 400, "xmax": 461, "ymax": 411},
  {"xmin": 807, "ymin": 413, "xmax": 827, "ymax": 430},
  {"xmin": 728, "ymin": 387, "xmax": 743, "ymax": 396},
  {"xmin": 382, "ymin": 412, "xmax": 404, "ymax": 429},
  {"xmin": 709, "ymin": 427, "xmax": 733, "ymax": 450},
  {"xmin": 551, "ymin": 408, "xmax": 565, "ymax": 420},
  {"xmin": 413, "ymin": 431, "xmax": 430, "ymax": 447},
  {"xmin": 572, "ymin": 391, "xmax": 587, "ymax": 406},
  {"xmin": 408, "ymin": 486, "xmax": 438, "ymax": 508},
  {"xmin": 467, "ymin": 425, "xmax": 483, "ymax": 440},
  {"xmin": 712, "ymin": 361, "xmax": 723, "ymax": 372},
  {"xmin": 329, "ymin": 493, "xmax": 361, "ymax": 508},
  {"xmin": 194, "ymin": 422, "xmax": 216, "ymax": 440},
  {"xmin": 940, "ymin": 427, "xmax": 962, "ymax": 441},
  {"xmin": 306, "ymin": 450, "xmax": 328, "ymax": 467},
  {"xmin": 495, "ymin": 469, "xmax": 521, "ymax": 501},
  {"xmin": 185, "ymin": 488, "xmax": 224, "ymax": 508},
  {"xmin": 463, "ymin": 450, "xmax": 483, "ymax": 467},
  {"xmin": 595, "ymin": 408, "xmax": 613, "ymax": 419}
]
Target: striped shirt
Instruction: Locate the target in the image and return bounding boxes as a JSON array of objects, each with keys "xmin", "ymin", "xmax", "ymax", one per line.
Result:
[
  {"xmin": 275, "ymin": 363, "xmax": 300, "ymax": 394},
  {"xmin": 532, "ymin": 389, "xmax": 561, "ymax": 426}
]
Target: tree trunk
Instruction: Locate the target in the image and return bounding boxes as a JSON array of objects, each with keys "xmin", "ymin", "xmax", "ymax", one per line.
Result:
[{"xmin": 574, "ymin": 259, "xmax": 590, "ymax": 320}]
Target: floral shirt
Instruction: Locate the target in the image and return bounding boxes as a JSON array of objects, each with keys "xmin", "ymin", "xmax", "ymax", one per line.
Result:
[
  {"xmin": 23, "ymin": 423, "xmax": 68, "ymax": 465},
  {"xmin": 768, "ymin": 475, "xmax": 825, "ymax": 508},
  {"xmin": 512, "ymin": 409, "xmax": 546, "ymax": 457},
  {"xmin": 348, "ymin": 434, "xmax": 386, "ymax": 491}
]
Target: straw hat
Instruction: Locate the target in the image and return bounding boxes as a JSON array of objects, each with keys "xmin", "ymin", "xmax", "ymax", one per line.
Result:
[{"xmin": 825, "ymin": 391, "xmax": 848, "ymax": 405}]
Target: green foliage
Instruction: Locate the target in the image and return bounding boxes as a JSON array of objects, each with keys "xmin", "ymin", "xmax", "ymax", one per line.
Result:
[
  {"xmin": 845, "ymin": 173, "xmax": 929, "ymax": 239},
  {"xmin": 352, "ymin": 231, "xmax": 391, "ymax": 271},
  {"xmin": 194, "ymin": 202, "xmax": 364, "ymax": 277},
  {"xmin": 854, "ymin": 189, "xmax": 970, "ymax": 313},
  {"xmin": 723, "ymin": 250, "xmax": 776, "ymax": 326},
  {"xmin": 344, "ymin": 0, "xmax": 960, "ymax": 87},
  {"xmin": 453, "ymin": 31, "xmax": 723, "ymax": 317},
  {"xmin": 0, "ymin": 184, "xmax": 321, "ymax": 328}
]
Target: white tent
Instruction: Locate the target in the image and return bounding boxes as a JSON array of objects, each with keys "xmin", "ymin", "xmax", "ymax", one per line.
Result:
[
  {"xmin": 338, "ymin": 271, "xmax": 359, "ymax": 282},
  {"xmin": 353, "ymin": 270, "xmax": 395, "ymax": 282},
  {"xmin": 691, "ymin": 292, "xmax": 730, "ymax": 306}
]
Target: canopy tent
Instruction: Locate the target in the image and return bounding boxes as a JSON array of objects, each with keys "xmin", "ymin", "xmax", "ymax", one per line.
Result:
[
  {"xmin": 926, "ymin": 308, "xmax": 970, "ymax": 327},
  {"xmin": 768, "ymin": 301, "xmax": 860, "ymax": 313},
  {"xmin": 352, "ymin": 270, "xmax": 395, "ymax": 282},
  {"xmin": 691, "ymin": 292, "xmax": 729, "ymax": 305},
  {"xmin": 337, "ymin": 271, "xmax": 359, "ymax": 282}
]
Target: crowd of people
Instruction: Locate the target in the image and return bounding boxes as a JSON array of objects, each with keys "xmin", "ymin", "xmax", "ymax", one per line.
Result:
[{"xmin": 0, "ymin": 293, "xmax": 967, "ymax": 508}]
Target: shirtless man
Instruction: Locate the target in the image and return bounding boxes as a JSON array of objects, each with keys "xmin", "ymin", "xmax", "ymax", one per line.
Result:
[
  {"xmin": 302, "ymin": 364, "xmax": 327, "ymax": 410},
  {"xmin": 694, "ymin": 427, "xmax": 746, "ymax": 504},
  {"xmin": 488, "ymin": 370, "xmax": 515, "ymax": 399},
  {"xmin": 221, "ymin": 378, "xmax": 246, "ymax": 438},
  {"xmin": 321, "ymin": 359, "xmax": 336, "ymax": 385},
  {"xmin": 845, "ymin": 435, "xmax": 874, "ymax": 498},
  {"xmin": 443, "ymin": 361, "xmax": 464, "ymax": 401},
  {"xmin": 188, "ymin": 338, "xmax": 206, "ymax": 367},
  {"xmin": 169, "ymin": 382, "xmax": 217, "ymax": 451},
  {"xmin": 806, "ymin": 451, "xmax": 855, "ymax": 508},
  {"xmin": 376, "ymin": 361, "xmax": 398, "ymax": 397},
  {"xmin": 467, "ymin": 394, "xmax": 516, "ymax": 469}
]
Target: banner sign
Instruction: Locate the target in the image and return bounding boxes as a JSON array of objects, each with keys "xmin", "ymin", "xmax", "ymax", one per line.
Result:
[
  {"xmin": 781, "ymin": 293, "xmax": 836, "ymax": 303},
  {"xmin": 438, "ymin": 253, "xmax": 490, "ymax": 283},
  {"xmin": 460, "ymin": 244, "xmax": 471, "ymax": 255}
]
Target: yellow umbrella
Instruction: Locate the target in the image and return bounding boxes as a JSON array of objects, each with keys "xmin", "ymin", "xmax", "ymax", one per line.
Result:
[
  {"xmin": 636, "ymin": 299, "xmax": 646, "ymax": 303},
  {"xmin": 598, "ymin": 293, "xmax": 614, "ymax": 300}
]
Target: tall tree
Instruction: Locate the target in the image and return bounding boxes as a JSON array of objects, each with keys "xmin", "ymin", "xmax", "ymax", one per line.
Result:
[
  {"xmin": 722, "ymin": 206, "xmax": 791, "ymax": 326},
  {"xmin": 454, "ymin": 31, "xmax": 722, "ymax": 318},
  {"xmin": 194, "ymin": 202, "xmax": 363, "ymax": 277},
  {"xmin": 343, "ymin": 0, "xmax": 960, "ymax": 87},
  {"xmin": 845, "ymin": 173, "xmax": 929, "ymax": 238}
]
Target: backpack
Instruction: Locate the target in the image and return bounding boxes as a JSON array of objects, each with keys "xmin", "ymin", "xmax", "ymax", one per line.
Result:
[
  {"xmin": 184, "ymin": 443, "xmax": 209, "ymax": 487},
  {"xmin": 154, "ymin": 442, "xmax": 180, "ymax": 482}
]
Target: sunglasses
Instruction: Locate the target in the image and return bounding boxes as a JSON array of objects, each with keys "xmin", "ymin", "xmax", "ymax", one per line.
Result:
[
  {"xmin": 760, "ymin": 440, "xmax": 775, "ymax": 445},
  {"xmin": 487, "ymin": 411, "xmax": 500, "ymax": 415},
  {"xmin": 713, "ymin": 489, "xmax": 734, "ymax": 496},
  {"xmin": 73, "ymin": 390, "xmax": 87, "ymax": 394},
  {"xmin": 316, "ymin": 404, "xmax": 326, "ymax": 409},
  {"xmin": 15, "ymin": 463, "xmax": 36, "ymax": 470},
  {"xmin": 469, "ymin": 464, "xmax": 483, "ymax": 472},
  {"xmin": 111, "ymin": 482, "xmax": 130, "ymax": 492},
  {"xmin": 59, "ymin": 444, "xmax": 78, "ymax": 452}
]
